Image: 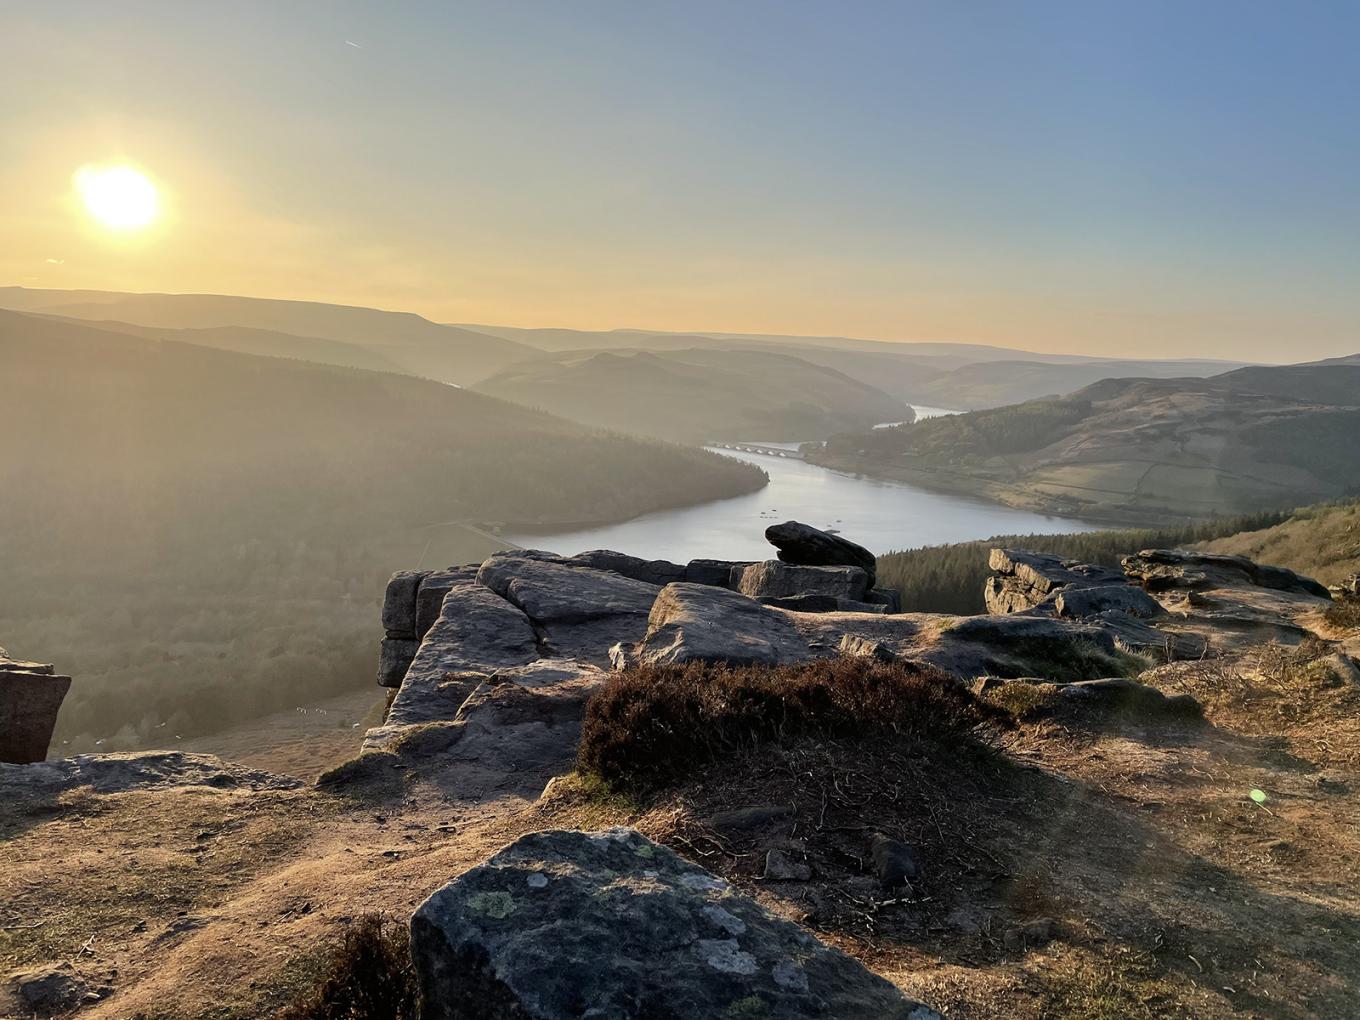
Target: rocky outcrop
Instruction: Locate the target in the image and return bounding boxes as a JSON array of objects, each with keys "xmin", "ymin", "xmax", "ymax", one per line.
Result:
[
  {"xmin": 478, "ymin": 552, "xmax": 663, "ymax": 665},
  {"xmin": 369, "ymin": 660, "xmax": 609, "ymax": 784},
  {"xmin": 382, "ymin": 570, "xmax": 427, "ymax": 637},
  {"xmin": 983, "ymin": 545, "xmax": 1336, "ymax": 659},
  {"xmin": 410, "ymin": 828, "xmax": 941, "ymax": 1020},
  {"xmin": 1, "ymin": 654, "xmax": 71, "ymax": 764},
  {"xmin": 733, "ymin": 560, "xmax": 870, "ymax": 602},
  {"xmin": 984, "ymin": 548, "xmax": 1127, "ymax": 614},
  {"xmin": 376, "ymin": 567, "xmax": 483, "ymax": 688},
  {"xmin": 562, "ymin": 550, "xmax": 686, "ymax": 587},
  {"xmin": 1122, "ymin": 549, "xmax": 1332, "ymax": 599},
  {"xmin": 758, "ymin": 593, "xmax": 888, "ymax": 614},
  {"xmin": 1053, "ymin": 583, "xmax": 1163, "ymax": 619},
  {"xmin": 366, "ymin": 538, "xmax": 1333, "ymax": 791},
  {"xmin": 765, "ymin": 520, "xmax": 878, "ymax": 586},
  {"xmin": 633, "ymin": 583, "xmax": 813, "ymax": 667},
  {"xmin": 416, "ymin": 567, "xmax": 482, "ymax": 639},
  {"xmin": 684, "ymin": 558, "xmax": 752, "ymax": 588},
  {"xmin": 375, "ymin": 584, "xmax": 540, "ymax": 736},
  {"xmin": 478, "ymin": 553, "xmax": 660, "ymax": 622}
]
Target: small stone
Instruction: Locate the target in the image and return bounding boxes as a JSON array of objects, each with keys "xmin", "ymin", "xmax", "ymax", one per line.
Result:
[
  {"xmin": 870, "ymin": 833, "xmax": 922, "ymax": 891},
  {"xmin": 704, "ymin": 804, "xmax": 796, "ymax": 835},
  {"xmin": 763, "ymin": 848, "xmax": 813, "ymax": 881}
]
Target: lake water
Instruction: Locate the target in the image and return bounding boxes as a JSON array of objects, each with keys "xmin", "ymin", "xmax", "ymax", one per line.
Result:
[{"xmin": 506, "ymin": 445, "xmax": 1107, "ymax": 562}]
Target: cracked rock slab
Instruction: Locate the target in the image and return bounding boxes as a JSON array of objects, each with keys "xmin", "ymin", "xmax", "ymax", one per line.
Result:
[
  {"xmin": 383, "ymin": 584, "xmax": 539, "ymax": 731},
  {"xmin": 410, "ymin": 827, "xmax": 941, "ymax": 1020},
  {"xmin": 734, "ymin": 560, "xmax": 869, "ymax": 602},
  {"xmin": 478, "ymin": 553, "xmax": 660, "ymax": 624},
  {"xmin": 632, "ymin": 583, "xmax": 813, "ymax": 667}
]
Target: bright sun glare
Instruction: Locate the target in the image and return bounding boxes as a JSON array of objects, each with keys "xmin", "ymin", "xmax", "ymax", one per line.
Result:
[{"xmin": 74, "ymin": 164, "xmax": 159, "ymax": 230}]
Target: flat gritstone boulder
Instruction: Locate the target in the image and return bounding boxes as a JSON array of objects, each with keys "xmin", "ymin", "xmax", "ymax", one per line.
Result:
[{"xmin": 411, "ymin": 828, "xmax": 941, "ymax": 1020}]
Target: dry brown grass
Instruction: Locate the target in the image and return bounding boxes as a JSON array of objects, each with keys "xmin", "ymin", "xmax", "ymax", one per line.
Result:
[
  {"xmin": 577, "ymin": 658, "xmax": 1003, "ymax": 790},
  {"xmin": 1324, "ymin": 598, "xmax": 1360, "ymax": 631},
  {"xmin": 273, "ymin": 915, "xmax": 416, "ymax": 1020}
]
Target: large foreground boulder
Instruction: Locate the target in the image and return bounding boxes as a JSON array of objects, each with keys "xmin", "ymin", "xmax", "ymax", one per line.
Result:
[
  {"xmin": 410, "ymin": 828, "xmax": 941, "ymax": 1020},
  {"xmin": 765, "ymin": 520, "xmax": 878, "ymax": 586},
  {"xmin": 1, "ymin": 662, "xmax": 71, "ymax": 764},
  {"xmin": 631, "ymin": 584, "xmax": 812, "ymax": 667}
]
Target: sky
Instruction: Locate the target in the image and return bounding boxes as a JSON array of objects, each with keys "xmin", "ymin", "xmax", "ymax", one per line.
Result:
[{"xmin": 4, "ymin": 1, "xmax": 1358, "ymax": 360}]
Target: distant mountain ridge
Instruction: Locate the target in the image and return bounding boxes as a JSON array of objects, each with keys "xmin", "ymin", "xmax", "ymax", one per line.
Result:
[
  {"xmin": 1, "ymin": 287, "xmax": 1258, "ymax": 432},
  {"xmin": 454, "ymin": 321, "xmax": 1254, "ymax": 409}
]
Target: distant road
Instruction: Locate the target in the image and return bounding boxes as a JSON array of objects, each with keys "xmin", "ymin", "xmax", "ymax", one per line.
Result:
[{"xmin": 419, "ymin": 518, "xmax": 525, "ymax": 549}]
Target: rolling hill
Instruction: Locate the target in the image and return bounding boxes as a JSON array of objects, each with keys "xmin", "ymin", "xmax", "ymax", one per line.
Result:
[
  {"xmin": 472, "ymin": 346, "xmax": 913, "ymax": 441},
  {"xmin": 0, "ymin": 289, "xmax": 1253, "ymax": 416},
  {"xmin": 0, "ymin": 310, "xmax": 765, "ymax": 752},
  {"xmin": 459, "ymin": 320, "xmax": 1251, "ymax": 409},
  {"xmin": 893, "ymin": 356, "xmax": 1252, "ymax": 410},
  {"xmin": 808, "ymin": 357, "xmax": 1360, "ymax": 523},
  {"xmin": 1197, "ymin": 497, "xmax": 1360, "ymax": 586},
  {"xmin": 0, "ymin": 286, "xmax": 537, "ymax": 384}
]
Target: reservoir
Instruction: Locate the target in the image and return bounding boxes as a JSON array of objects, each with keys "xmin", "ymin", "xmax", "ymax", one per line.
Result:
[{"xmin": 506, "ymin": 444, "xmax": 1106, "ymax": 562}]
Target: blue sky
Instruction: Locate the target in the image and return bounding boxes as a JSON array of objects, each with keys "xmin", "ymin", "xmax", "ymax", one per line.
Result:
[{"xmin": 4, "ymin": 1, "xmax": 1357, "ymax": 358}]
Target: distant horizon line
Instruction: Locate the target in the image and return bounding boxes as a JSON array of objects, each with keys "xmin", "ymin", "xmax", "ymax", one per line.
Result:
[{"xmin": 0, "ymin": 282, "xmax": 1281, "ymax": 365}]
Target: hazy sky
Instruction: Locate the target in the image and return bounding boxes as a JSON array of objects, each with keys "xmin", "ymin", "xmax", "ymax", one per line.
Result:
[{"xmin": 5, "ymin": 1, "xmax": 1358, "ymax": 359}]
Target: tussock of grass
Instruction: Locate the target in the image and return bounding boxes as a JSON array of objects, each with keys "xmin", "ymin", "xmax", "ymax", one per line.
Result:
[
  {"xmin": 274, "ymin": 915, "xmax": 416, "ymax": 1020},
  {"xmin": 577, "ymin": 658, "xmax": 1001, "ymax": 791},
  {"xmin": 1325, "ymin": 598, "xmax": 1360, "ymax": 631}
]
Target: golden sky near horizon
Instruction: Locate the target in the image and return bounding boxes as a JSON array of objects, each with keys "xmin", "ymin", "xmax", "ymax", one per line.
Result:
[{"xmin": 4, "ymin": 4, "xmax": 1358, "ymax": 360}]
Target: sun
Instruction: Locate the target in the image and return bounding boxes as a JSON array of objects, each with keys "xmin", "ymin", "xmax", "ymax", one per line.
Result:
[{"xmin": 74, "ymin": 164, "xmax": 159, "ymax": 230}]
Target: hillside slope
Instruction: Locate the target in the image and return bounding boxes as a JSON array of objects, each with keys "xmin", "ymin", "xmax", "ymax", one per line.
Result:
[
  {"xmin": 474, "ymin": 347, "xmax": 912, "ymax": 441},
  {"xmin": 0, "ymin": 287, "xmax": 537, "ymax": 384},
  {"xmin": 809, "ymin": 360, "xmax": 1360, "ymax": 523},
  {"xmin": 899, "ymin": 357, "xmax": 1252, "ymax": 410},
  {"xmin": 1197, "ymin": 498, "xmax": 1360, "ymax": 585},
  {"xmin": 0, "ymin": 310, "xmax": 765, "ymax": 750},
  {"xmin": 38, "ymin": 314, "xmax": 409, "ymax": 374}
]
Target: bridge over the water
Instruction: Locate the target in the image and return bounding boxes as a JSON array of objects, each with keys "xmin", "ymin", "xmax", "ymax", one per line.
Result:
[{"xmin": 708, "ymin": 442, "xmax": 804, "ymax": 460}]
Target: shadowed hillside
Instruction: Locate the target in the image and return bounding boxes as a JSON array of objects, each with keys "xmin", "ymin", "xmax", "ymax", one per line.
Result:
[{"xmin": 0, "ymin": 310, "xmax": 765, "ymax": 751}]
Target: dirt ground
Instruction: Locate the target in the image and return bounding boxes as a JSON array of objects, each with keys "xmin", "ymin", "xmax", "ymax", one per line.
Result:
[
  {"xmin": 3, "ymin": 638, "xmax": 1359, "ymax": 1019},
  {"xmin": 178, "ymin": 687, "xmax": 387, "ymax": 783}
]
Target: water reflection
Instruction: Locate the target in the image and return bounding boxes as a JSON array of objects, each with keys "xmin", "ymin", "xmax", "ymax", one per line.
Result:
[{"xmin": 507, "ymin": 446, "xmax": 1106, "ymax": 562}]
